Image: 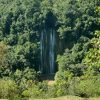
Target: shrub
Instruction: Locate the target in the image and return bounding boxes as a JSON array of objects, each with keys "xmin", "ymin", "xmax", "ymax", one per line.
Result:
[
  {"xmin": 55, "ymin": 71, "xmax": 73, "ymax": 82},
  {"xmin": 22, "ymin": 81, "xmax": 48, "ymax": 99},
  {"xmin": 74, "ymin": 75, "xmax": 100, "ymax": 97},
  {"xmin": 11, "ymin": 67, "xmax": 38, "ymax": 93},
  {"xmin": 54, "ymin": 71, "xmax": 73, "ymax": 96},
  {"xmin": 0, "ymin": 78, "xmax": 19, "ymax": 99},
  {"xmin": 46, "ymin": 85, "xmax": 57, "ymax": 98},
  {"xmin": 13, "ymin": 67, "xmax": 38, "ymax": 82}
]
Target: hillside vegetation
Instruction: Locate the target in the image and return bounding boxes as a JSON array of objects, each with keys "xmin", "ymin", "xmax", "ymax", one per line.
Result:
[{"xmin": 0, "ymin": 0, "xmax": 100, "ymax": 99}]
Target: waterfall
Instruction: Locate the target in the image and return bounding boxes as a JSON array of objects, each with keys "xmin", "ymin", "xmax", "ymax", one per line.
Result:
[
  {"xmin": 49, "ymin": 29, "xmax": 55, "ymax": 74},
  {"xmin": 40, "ymin": 29, "xmax": 55, "ymax": 74},
  {"xmin": 40, "ymin": 30, "xmax": 45, "ymax": 73},
  {"xmin": 40, "ymin": 31, "xmax": 43, "ymax": 72}
]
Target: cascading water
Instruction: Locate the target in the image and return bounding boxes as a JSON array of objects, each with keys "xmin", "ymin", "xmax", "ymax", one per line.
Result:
[
  {"xmin": 40, "ymin": 31, "xmax": 44, "ymax": 72},
  {"xmin": 40, "ymin": 11, "xmax": 57, "ymax": 74},
  {"xmin": 40, "ymin": 29, "xmax": 55, "ymax": 74},
  {"xmin": 49, "ymin": 29, "xmax": 55, "ymax": 73}
]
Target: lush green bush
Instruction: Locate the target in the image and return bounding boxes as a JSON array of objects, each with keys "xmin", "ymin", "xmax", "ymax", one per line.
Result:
[
  {"xmin": 22, "ymin": 81, "xmax": 48, "ymax": 99},
  {"xmin": 0, "ymin": 78, "xmax": 19, "ymax": 99},
  {"xmin": 46, "ymin": 85, "xmax": 57, "ymax": 98},
  {"xmin": 54, "ymin": 71, "xmax": 73, "ymax": 96},
  {"xmin": 74, "ymin": 75, "xmax": 100, "ymax": 97},
  {"xmin": 83, "ymin": 31, "xmax": 100, "ymax": 75},
  {"xmin": 57, "ymin": 38, "xmax": 89, "ymax": 77},
  {"xmin": 13, "ymin": 67, "xmax": 38, "ymax": 83},
  {"xmin": 11, "ymin": 67, "xmax": 38, "ymax": 95}
]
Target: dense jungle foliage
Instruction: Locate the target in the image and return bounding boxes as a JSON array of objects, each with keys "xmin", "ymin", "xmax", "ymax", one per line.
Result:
[{"xmin": 0, "ymin": 0, "xmax": 100, "ymax": 99}]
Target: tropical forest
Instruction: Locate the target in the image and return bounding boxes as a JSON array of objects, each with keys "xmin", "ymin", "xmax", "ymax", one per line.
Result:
[{"xmin": 0, "ymin": 0, "xmax": 100, "ymax": 100}]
